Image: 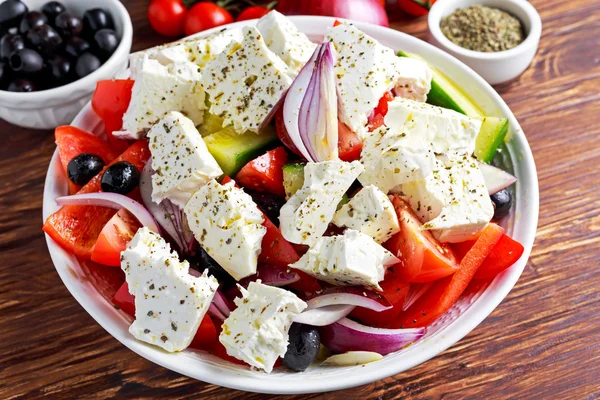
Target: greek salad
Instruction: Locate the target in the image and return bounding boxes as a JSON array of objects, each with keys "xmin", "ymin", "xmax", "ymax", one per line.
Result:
[{"xmin": 43, "ymin": 12, "xmax": 524, "ymax": 373}]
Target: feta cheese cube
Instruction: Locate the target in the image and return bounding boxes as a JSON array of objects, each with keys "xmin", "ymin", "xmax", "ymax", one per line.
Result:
[
  {"xmin": 148, "ymin": 112, "xmax": 223, "ymax": 208},
  {"xmin": 121, "ymin": 227, "xmax": 218, "ymax": 352},
  {"xmin": 129, "ymin": 28, "xmax": 243, "ymax": 78},
  {"xmin": 184, "ymin": 180, "xmax": 267, "ymax": 281},
  {"xmin": 219, "ymin": 281, "xmax": 307, "ymax": 373},
  {"xmin": 399, "ymin": 152, "xmax": 494, "ymax": 243},
  {"xmin": 358, "ymin": 125, "xmax": 436, "ymax": 193},
  {"xmin": 256, "ymin": 11, "xmax": 317, "ymax": 75},
  {"xmin": 325, "ymin": 24, "xmax": 432, "ymax": 139},
  {"xmin": 122, "ymin": 57, "xmax": 206, "ymax": 136},
  {"xmin": 392, "ymin": 57, "xmax": 433, "ymax": 103},
  {"xmin": 280, "ymin": 160, "xmax": 364, "ymax": 247},
  {"xmin": 290, "ymin": 229, "xmax": 399, "ymax": 291},
  {"xmin": 333, "ymin": 185, "xmax": 400, "ymax": 243},
  {"xmin": 385, "ymin": 97, "xmax": 482, "ymax": 154},
  {"xmin": 202, "ymin": 26, "xmax": 293, "ymax": 134}
]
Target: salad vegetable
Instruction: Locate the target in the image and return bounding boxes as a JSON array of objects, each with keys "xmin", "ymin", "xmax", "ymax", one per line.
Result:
[{"xmin": 43, "ymin": 12, "xmax": 524, "ymax": 373}]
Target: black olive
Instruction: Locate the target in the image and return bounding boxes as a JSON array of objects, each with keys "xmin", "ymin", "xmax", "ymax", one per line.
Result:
[
  {"xmin": 64, "ymin": 36, "xmax": 90, "ymax": 58},
  {"xmin": 75, "ymin": 52, "xmax": 101, "ymax": 78},
  {"xmin": 282, "ymin": 323, "xmax": 320, "ymax": 372},
  {"xmin": 490, "ymin": 189, "xmax": 513, "ymax": 219},
  {"xmin": 0, "ymin": 0, "xmax": 28, "ymax": 33},
  {"xmin": 67, "ymin": 153, "xmax": 105, "ymax": 186},
  {"xmin": 26, "ymin": 24, "xmax": 63, "ymax": 57},
  {"xmin": 247, "ymin": 190, "xmax": 285, "ymax": 224},
  {"xmin": 83, "ymin": 8, "xmax": 114, "ymax": 37},
  {"xmin": 47, "ymin": 54, "xmax": 72, "ymax": 84},
  {"xmin": 0, "ymin": 33, "xmax": 25, "ymax": 61},
  {"xmin": 19, "ymin": 11, "xmax": 48, "ymax": 35},
  {"xmin": 93, "ymin": 29, "xmax": 119, "ymax": 61},
  {"xmin": 7, "ymin": 78, "xmax": 35, "ymax": 92},
  {"xmin": 9, "ymin": 48, "xmax": 44, "ymax": 73},
  {"xmin": 54, "ymin": 11, "xmax": 83, "ymax": 38},
  {"xmin": 0, "ymin": 61, "xmax": 7, "ymax": 87},
  {"xmin": 41, "ymin": 1, "xmax": 66, "ymax": 25},
  {"xmin": 101, "ymin": 161, "xmax": 140, "ymax": 194}
]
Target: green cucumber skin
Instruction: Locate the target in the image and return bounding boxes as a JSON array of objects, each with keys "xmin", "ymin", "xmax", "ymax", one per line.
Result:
[
  {"xmin": 205, "ymin": 126, "xmax": 278, "ymax": 177},
  {"xmin": 397, "ymin": 50, "xmax": 509, "ymax": 163},
  {"xmin": 282, "ymin": 163, "xmax": 305, "ymax": 198},
  {"xmin": 476, "ymin": 117, "xmax": 509, "ymax": 163}
]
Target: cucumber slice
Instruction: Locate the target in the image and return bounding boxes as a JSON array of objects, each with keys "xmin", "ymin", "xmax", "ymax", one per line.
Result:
[
  {"xmin": 205, "ymin": 125, "xmax": 278, "ymax": 177},
  {"xmin": 282, "ymin": 163, "xmax": 305, "ymax": 199},
  {"xmin": 282, "ymin": 163, "xmax": 349, "ymax": 207},
  {"xmin": 198, "ymin": 110, "xmax": 225, "ymax": 137},
  {"xmin": 475, "ymin": 117, "xmax": 509, "ymax": 163},
  {"xmin": 398, "ymin": 51, "xmax": 509, "ymax": 163}
]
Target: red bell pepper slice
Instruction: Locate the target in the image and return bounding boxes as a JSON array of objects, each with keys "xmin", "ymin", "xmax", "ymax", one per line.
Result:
[
  {"xmin": 393, "ymin": 223, "xmax": 505, "ymax": 328},
  {"xmin": 91, "ymin": 79, "xmax": 135, "ymax": 153},
  {"xmin": 43, "ymin": 140, "xmax": 151, "ymax": 258},
  {"xmin": 236, "ymin": 147, "xmax": 288, "ymax": 197},
  {"xmin": 453, "ymin": 234, "xmax": 525, "ymax": 280}
]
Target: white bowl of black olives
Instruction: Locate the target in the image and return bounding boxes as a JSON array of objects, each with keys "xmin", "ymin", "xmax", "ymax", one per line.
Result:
[{"xmin": 0, "ymin": 0, "xmax": 132, "ymax": 129}]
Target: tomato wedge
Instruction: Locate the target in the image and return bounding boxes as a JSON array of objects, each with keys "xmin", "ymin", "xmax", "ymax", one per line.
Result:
[
  {"xmin": 236, "ymin": 147, "xmax": 287, "ymax": 197},
  {"xmin": 453, "ymin": 234, "xmax": 525, "ymax": 280},
  {"xmin": 91, "ymin": 79, "xmax": 135, "ymax": 153},
  {"xmin": 338, "ymin": 121, "xmax": 363, "ymax": 162},
  {"xmin": 91, "ymin": 209, "xmax": 142, "ymax": 267},
  {"xmin": 55, "ymin": 125, "xmax": 119, "ymax": 194},
  {"xmin": 43, "ymin": 140, "xmax": 151, "ymax": 258},
  {"xmin": 350, "ymin": 274, "xmax": 410, "ymax": 328},
  {"xmin": 385, "ymin": 195, "xmax": 460, "ymax": 282},
  {"xmin": 113, "ymin": 282, "xmax": 220, "ymax": 350},
  {"xmin": 393, "ymin": 223, "xmax": 505, "ymax": 328},
  {"xmin": 367, "ymin": 91, "xmax": 394, "ymax": 132}
]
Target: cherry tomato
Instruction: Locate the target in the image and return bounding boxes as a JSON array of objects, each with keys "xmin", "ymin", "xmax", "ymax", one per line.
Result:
[
  {"xmin": 236, "ymin": 147, "xmax": 288, "ymax": 197},
  {"xmin": 184, "ymin": 2, "xmax": 233, "ymax": 36},
  {"xmin": 147, "ymin": 0, "xmax": 187, "ymax": 37},
  {"xmin": 237, "ymin": 6, "xmax": 271, "ymax": 22},
  {"xmin": 398, "ymin": 0, "xmax": 437, "ymax": 17}
]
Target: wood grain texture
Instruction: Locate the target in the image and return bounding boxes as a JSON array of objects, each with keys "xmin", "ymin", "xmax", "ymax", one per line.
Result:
[{"xmin": 1, "ymin": 1, "xmax": 599, "ymax": 398}]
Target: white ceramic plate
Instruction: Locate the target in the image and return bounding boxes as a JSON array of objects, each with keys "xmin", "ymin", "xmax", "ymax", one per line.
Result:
[{"xmin": 42, "ymin": 17, "xmax": 539, "ymax": 395}]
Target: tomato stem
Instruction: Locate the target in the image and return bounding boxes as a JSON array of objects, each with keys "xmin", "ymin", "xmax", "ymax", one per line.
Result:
[{"xmin": 410, "ymin": 0, "xmax": 433, "ymax": 10}]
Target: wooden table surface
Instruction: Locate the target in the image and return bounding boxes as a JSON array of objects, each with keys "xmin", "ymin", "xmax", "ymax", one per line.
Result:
[{"xmin": 2, "ymin": 0, "xmax": 599, "ymax": 398}]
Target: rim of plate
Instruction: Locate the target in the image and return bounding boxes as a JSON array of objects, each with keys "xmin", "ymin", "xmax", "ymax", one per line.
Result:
[{"xmin": 42, "ymin": 16, "xmax": 539, "ymax": 395}]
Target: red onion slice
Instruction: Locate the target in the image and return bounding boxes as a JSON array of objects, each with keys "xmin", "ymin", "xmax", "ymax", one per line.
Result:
[
  {"xmin": 479, "ymin": 163, "xmax": 517, "ymax": 195},
  {"xmin": 403, "ymin": 282, "xmax": 433, "ymax": 311},
  {"xmin": 55, "ymin": 193, "xmax": 159, "ymax": 233},
  {"xmin": 208, "ymin": 303, "xmax": 227, "ymax": 321},
  {"xmin": 320, "ymin": 318, "xmax": 425, "ymax": 355},
  {"xmin": 239, "ymin": 265, "xmax": 301, "ymax": 288},
  {"xmin": 307, "ymin": 287, "xmax": 392, "ymax": 312},
  {"xmin": 112, "ymin": 130, "xmax": 140, "ymax": 140},
  {"xmin": 283, "ymin": 42, "xmax": 339, "ymax": 162},
  {"xmin": 213, "ymin": 289, "xmax": 231, "ymax": 317},
  {"xmin": 140, "ymin": 162, "xmax": 196, "ymax": 255},
  {"xmin": 294, "ymin": 305, "xmax": 354, "ymax": 326}
]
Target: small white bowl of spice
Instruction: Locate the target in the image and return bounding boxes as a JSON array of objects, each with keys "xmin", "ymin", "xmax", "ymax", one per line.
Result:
[{"xmin": 428, "ymin": 0, "xmax": 542, "ymax": 85}]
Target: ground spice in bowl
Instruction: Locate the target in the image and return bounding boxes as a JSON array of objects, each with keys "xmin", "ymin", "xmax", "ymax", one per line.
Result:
[{"xmin": 440, "ymin": 5, "xmax": 525, "ymax": 52}]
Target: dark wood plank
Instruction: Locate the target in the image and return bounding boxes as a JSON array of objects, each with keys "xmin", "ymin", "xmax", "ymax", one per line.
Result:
[{"xmin": 1, "ymin": 0, "xmax": 599, "ymax": 398}]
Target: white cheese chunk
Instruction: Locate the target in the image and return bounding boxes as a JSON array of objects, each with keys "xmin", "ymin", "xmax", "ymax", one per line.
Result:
[
  {"xmin": 219, "ymin": 281, "xmax": 307, "ymax": 373},
  {"xmin": 280, "ymin": 160, "xmax": 364, "ymax": 247},
  {"xmin": 393, "ymin": 57, "xmax": 433, "ymax": 103},
  {"xmin": 121, "ymin": 227, "xmax": 218, "ymax": 352},
  {"xmin": 290, "ymin": 229, "xmax": 399, "ymax": 291},
  {"xmin": 333, "ymin": 185, "xmax": 400, "ymax": 243},
  {"xmin": 129, "ymin": 28, "xmax": 243, "ymax": 78},
  {"xmin": 358, "ymin": 125, "xmax": 436, "ymax": 193},
  {"xmin": 385, "ymin": 97, "xmax": 482, "ymax": 154},
  {"xmin": 184, "ymin": 180, "xmax": 266, "ymax": 281},
  {"xmin": 122, "ymin": 57, "xmax": 206, "ymax": 136},
  {"xmin": 325, "ymin": 24, "xmax": 432, "ymax": 139},
  {"xmin": 399, "ymin": 152, "xmax": 494, "ymax": 243},
  {"xmin": 256, "ymin": 11, "xmax": 317, "ymax": 75},
  {"xmin": 202, "ymin": 26, "xmax": 293, "ymax": 134},
  {"xmin": 148, "ymin": 112, "xmax": 223, "ymax": 208}
]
